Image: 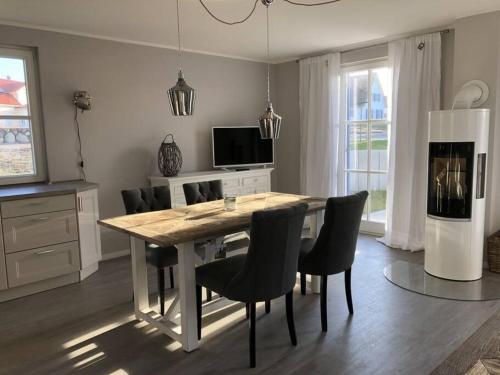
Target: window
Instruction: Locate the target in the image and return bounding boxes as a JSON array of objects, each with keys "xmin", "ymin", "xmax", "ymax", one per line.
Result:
[
  {"xmin": 0, "ymin": 47, "xmax": 46, "ymax": 184},
  {"xmin": 340, "ymin": 61, "xmax": 390, "ymax": 233}
]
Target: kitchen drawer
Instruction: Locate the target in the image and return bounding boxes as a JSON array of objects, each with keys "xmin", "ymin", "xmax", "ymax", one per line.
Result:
[
  {"xmin": 1, "ymin": 194, "xmax": 75, "ymax": 218},
  {"xmin": 223, "ymin": 178, "xmax": 240, "ymax": 189},
  {"xmin": 242, "ymin": 175, "xmax": 269, "ymax": 186},
  {"xmin": 3, "ymin": 210, "xmax": 78, "ymax": 253},
  {"xmin": 6, "ymin": 241, "xmax": 80, "ymax": 287}
]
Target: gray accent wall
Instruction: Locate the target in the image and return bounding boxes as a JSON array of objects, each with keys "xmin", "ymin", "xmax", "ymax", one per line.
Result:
[
  {"xmin": 451, "ymin": 11, "xmax": 500, "ymax": 236},
  {"xmin": 0, "ymin": 24, "xmax": 270, "ymax": 256}
]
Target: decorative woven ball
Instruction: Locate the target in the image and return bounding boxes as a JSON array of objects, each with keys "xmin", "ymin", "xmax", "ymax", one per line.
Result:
[{"xmin": 158, "ymin": 133, "xmax": 183, "ymax": 177}]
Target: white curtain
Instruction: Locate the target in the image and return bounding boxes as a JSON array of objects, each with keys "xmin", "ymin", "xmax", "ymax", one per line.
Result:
[
  {"xmin": 299, "ymin": 53, "xmax": 341, "ymax": 198},
  {"xmin": 379, "ymin": 33, "xmax": 441, "ymax": 251}
]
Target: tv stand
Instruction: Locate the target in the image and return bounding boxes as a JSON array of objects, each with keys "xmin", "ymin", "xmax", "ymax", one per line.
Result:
[{"xmin": 149, "ymin": 168, "xmax": 273, "ymax": 208}]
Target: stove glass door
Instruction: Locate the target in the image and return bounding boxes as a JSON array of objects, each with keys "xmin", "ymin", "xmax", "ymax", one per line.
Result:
[{"xmin": 427, "ymin": 142, "xmax": 474, "ymax": 219}]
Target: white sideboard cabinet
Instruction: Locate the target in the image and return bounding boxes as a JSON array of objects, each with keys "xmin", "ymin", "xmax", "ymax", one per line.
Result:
[{"xmin": 150, "ymin": 168, "xmax": 273, "ymax": 207}]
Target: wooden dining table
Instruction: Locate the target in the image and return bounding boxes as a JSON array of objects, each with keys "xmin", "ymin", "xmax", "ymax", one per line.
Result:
[{"xmin": 98, "ymin": 192, "xmax": 327, "ymax": 352}]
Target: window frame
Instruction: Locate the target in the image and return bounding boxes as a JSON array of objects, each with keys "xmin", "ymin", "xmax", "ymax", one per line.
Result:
[
  {"xmin": 0, "ymin": 46, "xmax": 47, "ymax": 185},
  {"xmin": 339, "ymin": 59, "xmax": 390, "ymax": 234}
]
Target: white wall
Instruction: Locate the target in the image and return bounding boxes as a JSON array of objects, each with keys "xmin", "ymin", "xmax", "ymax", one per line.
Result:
[{"xmin": 0, "ymin": 24, "xmax": 269, "ymax": 255}]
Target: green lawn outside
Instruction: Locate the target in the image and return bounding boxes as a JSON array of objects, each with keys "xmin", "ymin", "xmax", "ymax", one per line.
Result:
[
  {"xmin": 369, "ymin": 190, "xmax": 386, "ymax": 213},
  {"xmin": 350, "ymin": 139, "xmax": 388, "ymax": 150}
]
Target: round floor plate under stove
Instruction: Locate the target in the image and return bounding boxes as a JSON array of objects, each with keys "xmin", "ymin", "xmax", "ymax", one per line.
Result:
[{"xmin": 384, "ymin": 260, "xmax": 500, "ymax": 301}]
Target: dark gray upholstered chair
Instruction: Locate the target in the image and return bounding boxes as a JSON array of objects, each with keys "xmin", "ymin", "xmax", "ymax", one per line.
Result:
[
  {"xmin": 183, "ymin": 179, "xmax": 224, "ymax": 302},
  {"xmin": 121, "ymin": 186, "xmax": 178, "ymax": 316},
  {"xmin": 195, "ymin": 203, "xmax": 308, "ymax": 368},
  {"xmin": 299, "ymin": 191, "xmax": 368, "ymax": 332},
  {"xmin": 183, "ymin": 179, "xmax": 224, "ymax": 205}
]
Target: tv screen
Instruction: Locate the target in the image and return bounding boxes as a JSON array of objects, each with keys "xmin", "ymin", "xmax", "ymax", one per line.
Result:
[{"xmin": 212, "ymin": 127, "xmax": 274, "ymax": 168}]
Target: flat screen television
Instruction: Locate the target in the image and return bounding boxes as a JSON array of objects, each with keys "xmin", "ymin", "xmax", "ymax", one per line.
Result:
[{"xmin": 212, "ymin": 126, "xmax": 274, "ymax": 168}]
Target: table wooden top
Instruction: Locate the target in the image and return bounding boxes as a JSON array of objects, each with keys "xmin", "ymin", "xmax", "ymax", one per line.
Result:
[{"xmin": 98, "ymin": 192, "xmax": 327, "ymax": 247}]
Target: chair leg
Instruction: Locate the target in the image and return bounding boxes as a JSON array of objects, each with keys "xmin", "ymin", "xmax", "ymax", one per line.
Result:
[
  {"xmin": 345, "ymin": 268, "xmax": 353, "ymax": 314},
  {"xmin": 249, "ymin": 302, "xmax": 256, "ymax": 368},
  {"xmin": 196, "ymin": 285, "xmax": 202, "ymax": 340},
  {"xmin": 169, "ymin": 266, "xmax": 175, "ymax": 289},
  {"xmin": 300, "ymin": 273, "xmax": 306, "ymax": 295},
  {"xmin": 265, "ymin": 300, "xmax": 271, "ymax": 314},
  {"xmin": 157, "ymin": 268, "xmax": 165, "ymax": 316},
  {"xmin": 246, "ymin": 303, "xmax": 250, "ymax": 320},
  {"xmin": 285, "ymin": 291, "xmax": 297, "ymax": 346},
  {"xmin": 206, "ymin": 289, "xmax": 212, "ymax": 302},
  {"xmin": 320, "ymin": 275, "xmax": 328, "ymax": 332}
]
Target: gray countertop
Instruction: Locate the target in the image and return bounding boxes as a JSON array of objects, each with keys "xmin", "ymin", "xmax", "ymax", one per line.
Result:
[{"xmin": 0, "ymin": 180, "xmax": 98, "ymax": 201}]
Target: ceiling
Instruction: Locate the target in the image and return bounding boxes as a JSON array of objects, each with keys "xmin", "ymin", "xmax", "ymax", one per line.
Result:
[{"xmin": 0, "ymin": 0, "xmax": 499, "ymax": 63}]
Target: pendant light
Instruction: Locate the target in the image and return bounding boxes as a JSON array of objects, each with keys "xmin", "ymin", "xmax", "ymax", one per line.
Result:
[
  {"xmin": 258, "ymin": 1, "xmax": 281, "ymax": 139},
  {"xmin": 168, "ymin": 0, "xmax": 195, "ymax": 116}
]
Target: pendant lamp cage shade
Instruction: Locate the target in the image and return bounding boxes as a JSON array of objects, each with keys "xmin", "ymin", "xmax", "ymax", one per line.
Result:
[
  {"xmin": 168, "ymin": 0, "xmax": 195, "ymax": 116},
  {"xmin": 168, "ymin": 70, "xmax": 195, "ymax": 116},
  {"xmin": 258, "ymin": 3, "xmax": 281, "ymax": 139}
]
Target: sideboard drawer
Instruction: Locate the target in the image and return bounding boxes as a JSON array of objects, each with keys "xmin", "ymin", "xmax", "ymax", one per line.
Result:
[
  {"xmin": 6, "ymin": 241, "xmax": 80, "ymax": 287},
  {"xmin": 242, "ymin": 175, "xmax": 269, "ymax": 186},
  {"xmin": 1, "ymin": 194, "xmax": 75, "ymax": 218},
  {"xmin": 240, "ymin": 185, "xmax": 268, "ymax": 196},
  {"xmin": 224, "ymin": 187, "xmax": 240, "ymax": 197},
  {"xmin": 223, "ymin": 178, "xmax": 240, "ymax": 189},
  {"xmin": 3, "ymin": 210, "xmax": 78, "ymax": 253},
  {"xmin": 173, "ymin": 185, "xmax": 184, "ymax": 198}
]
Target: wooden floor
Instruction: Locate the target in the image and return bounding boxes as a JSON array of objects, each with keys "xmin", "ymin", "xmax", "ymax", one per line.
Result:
[{"xmin": 1, "ymin": 235, "xmax": 499, "ymax": 375}]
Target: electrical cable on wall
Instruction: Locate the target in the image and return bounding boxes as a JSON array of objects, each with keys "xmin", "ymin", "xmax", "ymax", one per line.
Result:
[
  {"xmin": 73, "ymin": 106, "xmax": 87, "ymax": 181},
  {"xmin": 72, "ymin": 91, "xmax": 92, "ymax": 182}
]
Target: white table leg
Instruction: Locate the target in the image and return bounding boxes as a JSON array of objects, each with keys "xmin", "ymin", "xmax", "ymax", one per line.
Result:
[
  {"xmin": 130, "ymin": 236, "xmax": 149, "ymax": 314},
  {"xmin": 177, "ymin": 241, "xmax": 199, "ymax": 352},
  {"xmin": 309, "ymin": 210, "xmax": 325, "ymax": 294}
]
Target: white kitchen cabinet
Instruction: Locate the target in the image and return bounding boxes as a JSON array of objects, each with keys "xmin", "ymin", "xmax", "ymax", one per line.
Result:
[
  {"xmin": 0, "ymin": 221, "xmax": 7, "ymax": 291},
  {"xmin": 77, "ymin": 188, "xmax": 102, "ymax": 279},
  {"xmin": 0, "ymin": 181, "xmax": 101, "ymax": 302}
]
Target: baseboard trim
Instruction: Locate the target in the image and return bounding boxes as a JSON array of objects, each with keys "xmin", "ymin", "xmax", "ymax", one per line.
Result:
[
  {"xmin": 0, "ymin": 272, "xmax": 79, "ymax": 303},
  {"xmin": 101, "ymin": 249, "xmax": 130, "ymax": 261}
]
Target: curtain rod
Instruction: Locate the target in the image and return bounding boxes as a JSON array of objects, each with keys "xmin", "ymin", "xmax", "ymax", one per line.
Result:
[{"xmin": 295, "ymin": 28, "xmax": 451, "ymax": 63}]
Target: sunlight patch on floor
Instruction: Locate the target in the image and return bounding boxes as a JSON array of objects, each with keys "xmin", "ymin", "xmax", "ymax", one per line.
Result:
[
  {"xmin": 66, "ymin": 343, "xmax": 98, "ymax": 359},
  {"xmin": 73, "ymin": 351, "xmax": 106, "ymax": 368},
  {"xmin": 63, "ymin": 314, "xmax": 135, "ymax": 349}
]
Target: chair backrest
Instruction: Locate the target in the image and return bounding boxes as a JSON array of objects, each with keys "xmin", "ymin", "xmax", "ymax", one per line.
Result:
[
  {"xmin": 225, "ymin": 203, "xmax": 308, "ymax": 303},
  {"xmin": 121, "ymin": 186, "xmax": 172, "ymax": 214},
  {"xmin": 302, "ymin": 191, "xmax": 368, "ymax": 275},
  {"xmin": 183, "ymin": 180, "xmax": 224, "ymax": 205}
]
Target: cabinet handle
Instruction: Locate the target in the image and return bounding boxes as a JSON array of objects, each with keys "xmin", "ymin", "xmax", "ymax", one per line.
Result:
[
  {"xmin": 28, "ymin": 200, "xmax": 50, "ymax": 206},
  {"xmin": 36, "ymin": 249, "xmax": 55, "ymax": 255},
  {"xmin": 31, "ymin": 216, "xmax": 49, "ymax": 222},
  {"xmin": 77, "ymin": 197, "xmax": 82, "ymax": 212}
]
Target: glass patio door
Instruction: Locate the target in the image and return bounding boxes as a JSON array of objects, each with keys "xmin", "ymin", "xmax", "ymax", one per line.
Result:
[{"xmin": 340, "ymin": 61, "xmax": 391, "ymax": 234}]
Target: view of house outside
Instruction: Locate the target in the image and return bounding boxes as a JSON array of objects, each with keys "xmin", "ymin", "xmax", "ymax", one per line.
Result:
[
  {"xmin": 0, "ymin": 56, "xmax": 35, "ymax": 177},
  {"xmin": 346, "ymin": 67, "xmax": 390, "ymax": 223}
]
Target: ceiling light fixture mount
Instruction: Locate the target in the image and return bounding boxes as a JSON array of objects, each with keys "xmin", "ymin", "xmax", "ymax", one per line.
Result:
[{"xmin": 168, "ymin": 0, "xmax": 195, "ymax": 116}]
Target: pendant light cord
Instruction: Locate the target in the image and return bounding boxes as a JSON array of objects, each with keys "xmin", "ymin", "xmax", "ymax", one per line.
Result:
[
  {"xmin": 266, "ymin": 5, "xmax": 270, "ymax": 103},
  {"xmin": 176, "ymin": 0, "xmax": 181, "ymax": 70},
  {"xmin": 198, "ymin": 0, "xmax": 340, "ymax": 26},
  {"xmin": 283, "ymin": 0, "xmax": 340, "ymax": 6},
  {"xmin": 199, "ymin": 0, "xmax": 259, "ymax": 25}
]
